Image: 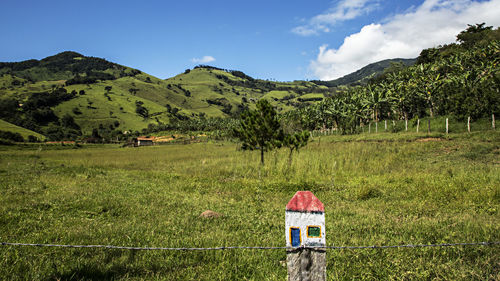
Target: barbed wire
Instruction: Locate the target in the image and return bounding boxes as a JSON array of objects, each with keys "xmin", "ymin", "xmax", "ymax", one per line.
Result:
[
  {"xmin": 323, "ymin": 241, "xmax": 500, "ymax": 250},
  {"xmin": 1, "ymin": 241, "xmax": 499, "ymax": 251}
]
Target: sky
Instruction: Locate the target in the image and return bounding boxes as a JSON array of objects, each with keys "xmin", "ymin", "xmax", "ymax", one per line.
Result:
[{"xmin": 1, "ymin": 0, "xmax": 499, "ymax": 81}]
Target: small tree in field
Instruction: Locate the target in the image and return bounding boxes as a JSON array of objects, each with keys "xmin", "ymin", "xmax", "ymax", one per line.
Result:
[
  {"xmin": 234, "ymin": 99, "xmax": 284, "ymax": 164},
  {"xmin": 283, "ymin": 130, "xmax": 310, "ymax": 167}
]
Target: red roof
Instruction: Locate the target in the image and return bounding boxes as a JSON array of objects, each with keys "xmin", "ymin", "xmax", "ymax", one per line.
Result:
[{"xmin": 286, "ymin": 191, "xmax": 324, "ymax": 213}]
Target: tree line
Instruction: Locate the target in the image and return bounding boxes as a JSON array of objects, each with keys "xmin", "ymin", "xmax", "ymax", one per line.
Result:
[
  {"xmin": 0, "ymin": 87, "xmax": 82, "ymax": 140},
  {"xmin": 281, "ymin": 24, "xmax": 500, "ymax": 133}
]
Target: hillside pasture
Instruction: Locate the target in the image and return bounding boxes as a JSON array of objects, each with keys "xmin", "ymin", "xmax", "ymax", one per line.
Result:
[{"xmin": 56, "ymin": 82, "xmax": 170, "ymax": 134}]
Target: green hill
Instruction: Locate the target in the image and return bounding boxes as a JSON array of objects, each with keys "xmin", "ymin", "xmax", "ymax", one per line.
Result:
[
  {"xmin": 312, "ymin": 58, "xmax": 416, "ymax": 87},
  {"xmin": 0, "ymin": 119, "xmax": 45, "ymax": 141},
  {"xmin": 0, "ymin": 51, "xmax": 138, "ymax": 82},
  {"xmin": 0, "ymin": 53, "xmax": 330, "ymax": 140}
]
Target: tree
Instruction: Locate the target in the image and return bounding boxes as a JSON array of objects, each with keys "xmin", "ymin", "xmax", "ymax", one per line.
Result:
[
  {"xmin": 91, "ymin": 128, "xmax": 100, "ymax": 138},
  {"xmin": 129, "ymin": 88, "xmax": 138, "ymax": 95},
  {"xmin": 234, "ymin": 99, "xmax": 284, "ymax": 164},
  {"xmin": 27, "ymin": 135, "xmax": 39, "ymax": 142},
  {"xmin": 0, "ymin": 98, "xmax": 19, "ymax": 119},
  {"xmin": 283, "ymin": 131, "xmax": 310, "ymax": 167},
  {"xmin": 61, "ymin": 114, "xmax": 81, "ymax": 130},
  {"xmin": 135, "ymin": 101, "xmax": 149, "ymax": 118},
  {"xmin": 456, "ymin": 23, "xmax": 492, "ymax": 47}
]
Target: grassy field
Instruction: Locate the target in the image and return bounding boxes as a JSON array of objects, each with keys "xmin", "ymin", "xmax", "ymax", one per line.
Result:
[{"xmin": 0, "ymin": 131, "xmax": 499, "ymax": 280}]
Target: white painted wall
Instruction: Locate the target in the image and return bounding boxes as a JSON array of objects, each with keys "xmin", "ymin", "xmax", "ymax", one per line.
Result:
[{"xmin": 285, "ymin": 211, "xmax": 325, "ymax": 247}]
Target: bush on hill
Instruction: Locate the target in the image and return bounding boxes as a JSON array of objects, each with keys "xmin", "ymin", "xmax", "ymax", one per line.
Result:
[{"xmin": 0, "ymin": 130, "xmax": 24, "ymax": 142}]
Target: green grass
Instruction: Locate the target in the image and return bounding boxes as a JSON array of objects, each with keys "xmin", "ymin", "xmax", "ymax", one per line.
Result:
[
  {"xmin": 262, "ymin": 90, "xmax": 294, "ymax": 100},
  {"xmin": 296, "ymin": 93, "xmax": 325, "ymax": 101},
  {"xmin": 0, "ymin": 119, "xmax": 46, "ymax": 140},
  {"xmin": 0, "ymin": 131, "xmax": 499, "ymax": 280},
  {"xmin": 57, "ymin": 81, "xmax": 172, "ymax": 134}
]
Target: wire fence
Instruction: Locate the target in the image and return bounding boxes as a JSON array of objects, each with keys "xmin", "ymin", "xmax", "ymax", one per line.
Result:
[{"xmin": 2, "ymin": 241, "xmax": 499, "ymax": 251}]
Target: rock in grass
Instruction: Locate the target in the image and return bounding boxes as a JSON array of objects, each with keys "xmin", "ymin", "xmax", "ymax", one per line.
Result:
[{"xmin": 199, "ymin": 210, "xmax": 223, "ymax": 218}]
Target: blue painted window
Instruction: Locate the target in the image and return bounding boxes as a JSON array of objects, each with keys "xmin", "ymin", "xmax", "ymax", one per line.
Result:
[{"xmin": 290, "ymin": 227, "xmax": 301, "ymax": 247}]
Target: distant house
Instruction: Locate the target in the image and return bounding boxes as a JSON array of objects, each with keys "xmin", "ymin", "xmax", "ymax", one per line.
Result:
[{"xmin": 134, "ymin": 137, "xmax": 154, "ymax": 147}]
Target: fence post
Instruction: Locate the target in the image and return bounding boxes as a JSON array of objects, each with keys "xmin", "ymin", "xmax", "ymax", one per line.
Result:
[
  {"xmin": 417, "ymin": 119, "xmax": 420, "ymax": 133},
  {"xmin": 286, "ymin": 191, "xmax": 326, "ymax": 281},
  {"xmin": 493, "ymin": 114, "xmax": 496, "ymax": 130},
  {"xmin": 405, "ymin": 119, "xmax": 408, "ymax": 131},
  {"xmin": 446, "ymin": 118, "xmax": 449, "ymax": 135},
  {"xmin": 467, "ymin": 117, "xmax": 471, "ymax": 133},
  {"xmin": 369, "ymin": 123, "xmax": 371, "ymax": 133},
  {"xmin": 385, "ymin": 120, "xmax": 387, "ymax": 131},
  {"xmin": 376, "ymin": 122, "xmax": 378, "ymax": 133}
]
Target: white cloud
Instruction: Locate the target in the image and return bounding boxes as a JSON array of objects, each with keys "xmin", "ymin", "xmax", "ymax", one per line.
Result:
[
  {"xmin": 292, "ymin": 0, "xmax": 379, "ymax": 36},
  {"xmin": 310, "ymin": 0, "xmax": 500, "ymax": 80},
  {"xmin": 191, "ymin": 56, "xmax": 216, "ymax": 64}
]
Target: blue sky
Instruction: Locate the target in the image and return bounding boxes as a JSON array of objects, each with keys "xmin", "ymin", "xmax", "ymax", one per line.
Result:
[{"xmin": 1, "ymin": 0, "xmax": 499, "ymax": 81}]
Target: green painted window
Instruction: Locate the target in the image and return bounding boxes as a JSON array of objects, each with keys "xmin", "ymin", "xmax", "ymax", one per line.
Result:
[{"xmin": 307, "ymin": 226, "xmax": 321, "ymax": 237}]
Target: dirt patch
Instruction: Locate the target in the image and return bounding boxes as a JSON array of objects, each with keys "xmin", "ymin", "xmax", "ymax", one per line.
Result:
[{"xmin": 199, "ymin": 210, "xmax": 223, "ymax": 218}]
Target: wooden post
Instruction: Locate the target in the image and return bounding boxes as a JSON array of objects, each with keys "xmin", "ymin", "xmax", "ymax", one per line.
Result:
[
  {"xmin": 384, "ymin": 120, "xmax": 387, "ymax": 131},
  {"xmin": 417, "ymin": 119, "xmax": 420, "ymax": 133},
  {"xmin": 286, "ymin": 191, "xmax": 326, "ymax": 281},
  {"xmin": 467, "ymin": 116, "xmax": 471, "ymax": 133},
  {"xmin": 493, "ymin": 114, "xmax": 496, "ymax": 130},
  {"xmin": 446, "ymin": 118, "xmax": 449, "ymax": 134},
  {"xmin": 368, "ymin": 123, "xmax": 371, "ymax": 133},
  {"xmin": 375, "ymin": 122, "xmax": 378, "ymax": 133},
  {"xmin": 405, "ymin": 119, "xmax": 408, "ymax": 131}
]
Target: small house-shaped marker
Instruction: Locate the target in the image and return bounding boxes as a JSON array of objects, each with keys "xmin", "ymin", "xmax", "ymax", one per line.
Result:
[{"xmin": 285, "ymin": 191, "xmax": 325, "ymax": 248}]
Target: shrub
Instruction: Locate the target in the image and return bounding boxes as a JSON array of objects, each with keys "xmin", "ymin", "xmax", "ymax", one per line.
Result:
[
  {"xmin": 27, "ymin": 135, "xmax": 39, "ymax": 142},
  {"xmin": 0, "ymin": 130, "xmax": 24, "ymax": 142},
  {"xmin": 72, "ymin": 107, "xmax": 82, "ymax": 115}
]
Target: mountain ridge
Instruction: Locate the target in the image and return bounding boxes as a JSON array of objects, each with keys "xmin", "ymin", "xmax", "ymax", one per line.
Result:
[
  {"xmin": 0, "ymin": 51, "xmax": 415, "ymax": 141},
  {"xmin": 312, "ymin": 58, "xmax": 416, "ymax": 87},
  {"xmin": 0, "ymin": 52, "xmax": 332, "ymax": 140}
]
